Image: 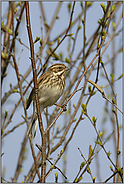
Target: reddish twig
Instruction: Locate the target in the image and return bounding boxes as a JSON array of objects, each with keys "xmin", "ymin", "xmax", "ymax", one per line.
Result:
[{"xmin": 25, "ymin": 1, "xmax": 44, "ymax": 182}]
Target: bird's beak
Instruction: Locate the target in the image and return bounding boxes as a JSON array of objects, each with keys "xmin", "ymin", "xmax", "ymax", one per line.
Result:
[
  {"xmin": 66, "ymin": 66, "xmax": 69, "ymax": 72},
  {"xmin": 65, "ymin": 66, "xmax": 69, "ymax": 76}
]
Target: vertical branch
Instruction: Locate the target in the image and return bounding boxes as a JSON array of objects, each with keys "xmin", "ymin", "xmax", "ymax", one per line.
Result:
[
  {"xmin": 25, "ymin": 2, "xmax": 46, "ymax": 182},
  {"xmin": 111, "ymin": 13, "xmax": 120, "ymax": 183},
  {"xmin": 82, "ymin": 2, "xmax": 87, "ymax": 72},
  {"xmin": 1, "ymin": 2, "xmax": 12, "ymax": 83},
  {"xmin": 2, "ymin": 2, "xmax": 25, "ymax": 84}
]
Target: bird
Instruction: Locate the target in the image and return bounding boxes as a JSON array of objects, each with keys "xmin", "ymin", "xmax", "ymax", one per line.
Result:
[{"xmin": 26, "ymin": 63, "xmax": 69, "ymax": 138}]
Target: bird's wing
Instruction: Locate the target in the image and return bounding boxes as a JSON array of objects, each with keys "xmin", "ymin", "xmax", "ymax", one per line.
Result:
[
  {"xmin": 26, "ymin": 70, "xmax": 48, "ymax": 109},
  {"xmin": 26, "ymin": 88, "xmax": 35, "ymax": 109}
]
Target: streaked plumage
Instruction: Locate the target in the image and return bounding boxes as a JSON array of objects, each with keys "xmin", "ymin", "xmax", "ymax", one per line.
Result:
[{"xmin": 26, "ymin": 63, "xmax": 68, "ymax": 138}]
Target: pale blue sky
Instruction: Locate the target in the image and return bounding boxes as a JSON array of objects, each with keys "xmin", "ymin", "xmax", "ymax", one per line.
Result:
[{"xmin": 1, "ymin": 2, "xmax": 123, "ymax": 182}]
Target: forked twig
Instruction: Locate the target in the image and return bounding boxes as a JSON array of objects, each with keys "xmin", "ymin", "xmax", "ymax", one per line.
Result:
[{"xmin": 87, "ymin": 80, "xmax": 123, "ymax": 114}]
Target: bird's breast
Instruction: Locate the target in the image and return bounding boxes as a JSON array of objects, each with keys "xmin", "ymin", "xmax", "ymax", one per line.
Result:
[{"xmin": 38, "ymin": 78, "xmax": 65, "ymax": 109}]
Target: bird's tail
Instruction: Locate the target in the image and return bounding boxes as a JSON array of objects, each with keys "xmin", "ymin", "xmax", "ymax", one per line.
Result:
[{"xmin": 27, "ymin": 115, "xmax": 38, "ymax": 139}]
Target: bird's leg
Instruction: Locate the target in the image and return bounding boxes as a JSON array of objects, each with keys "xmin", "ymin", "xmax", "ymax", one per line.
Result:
[{"xmin": 54, "ymin": 103, "xmax": 67, "ymax": 111}]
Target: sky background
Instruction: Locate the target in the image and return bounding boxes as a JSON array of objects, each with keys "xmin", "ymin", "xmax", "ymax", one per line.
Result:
[{"xmin": 1, "ymin": 1, "xmax": 123, "ymax": 182}]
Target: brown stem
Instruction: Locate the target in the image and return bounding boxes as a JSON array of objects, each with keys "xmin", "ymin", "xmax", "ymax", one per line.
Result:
[{"xmin": 25, "ymin": 2, "xmax": 46, "ymax": 182}]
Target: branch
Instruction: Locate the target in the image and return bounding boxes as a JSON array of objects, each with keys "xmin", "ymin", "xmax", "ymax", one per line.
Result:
[{"xmin": 25, "ymin": 1, "xmax": 44, "ymax": 182}]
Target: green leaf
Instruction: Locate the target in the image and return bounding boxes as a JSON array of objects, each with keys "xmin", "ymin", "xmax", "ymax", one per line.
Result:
[
  {"xmin": 59, "ymin": 52, "xmax": 63, "ymax": 60},
  {"xmin": 118, "ymin": 74, "xmax": 123, "ymax": 80},
  {"xmin": 18, "ymin": 1, "xmax": 21, "ymax": 6},
  {"xmin": 73, "ymin": 103, "xmax": 75, "ymax": 108},
  {"xmin": 112, "ymin": 108, "xmax": 116, "ymax": 113},
  {"xmin": 97, "ymin": 42, "xmax": 99, "ymax": 48},
  {"xmin": 98, "ymin": 18, "xmax": 104, "ymax": 25},
  {"xmin": 67, "ymin": 33, "xmax": 74, "ymax": 36},
  {"xmin": 102, "ymin": 36, "xmax": 105, "ymax": 40},
  {"xmin": 107, "ymin": 151, "xmax": 111, "ymax": 157},
  {"xmin": 44, "ymin": 63, "xmax": 47, "ymax": 69},
  {"xmin": 87, "ymin": 167, "xmax": 91, "ymax": 174},
  {"xmin": 92, "ymin": 91, "xmax": 96, "ymax": 95},
  {"xmin": 5, "ymin": 110, "xmax": 8, "ymax": 119},
  {"xmin": 81, "ymin": 104, "xmax": 87, "ymax": 111},
  {"xmin": 21, "ymin": 115, "xmax": 26, "ymax": 120},
  {"xmin": 78, "ymin": 25, "xmax": 82, "ymax": 30},
  {"xmin": 100, "ymin": 2, "xmax": 106, "ymax": 12},
  {"xmin": 65, "ymin": 57, "xmax": 70, "ymax": 63},
  {"xmin": 110, "ymin": 165, "xmax": 113, "ymax": 170},
  {"xmin": 93, "ymin": 177, "xmax": 96, "ymax": 182},
  {"xmin": 108, "ymin": 10, "xmax": 110, "ymax": 17},
  {"xmin": 78, "ymin": 14, "xmax": 81, "ymax": 19},
  {"xmin": 1, "ymin": 21, "xmax": 4, "ymax": 27},
  {"xmin": 68, "ymin": 3, "xmax": 71, "ymax": 13},
  {"xmin": 82, "ymin": 109, "xmax": 85, "ymax": 114},
  {"xmin": 118, "ymin": 167, "xmax": 123, "ymax": 175},
  {"xmin": 10, "ymin": 83, "xmax": 12, "ymax": 89},
  {"xmin": 36, "ymin": 37, "xmax": 40, "ymax": 41},
  {"xmin": 112, "ymin": 4, "xmax": 116, "ymax": 11},
  {"xmin": 50, "ymin": 165, "xmax": 54, "ymax": 168},
  {"xmin": 80, "ymin": 2, "xmax": 83, "ymax": 8},
  {"xmin": 105, "ymin": 20, "xmax": 108, "ymax": 26},
  {"xmin": 53, "ymin": 53, "xmax": 59, "ymax": 60},
  {"xmin": 16, "ymin": 30, "xmax": 19, "ymax": 36},
  {"xmin": 92, "ymin": 116, "xmax": 97, "ymax": 124},
  {"xmin": 58, "ymin": 37, "xmax": 61, "ymax": 43},
  {"xmin": 13, "ymin": 89, "xmax": 19, "ymax": 93},
  {"xmin": 101, "ymin": 30, "xmax": 105, "ymax": 36},
  {"xmin": 7, "ymin": 28, "xmax": 11, "ymax": 34},
  {"xmin": 110, "ymin": 73, "xmax": 114, "ymax": 82},
  {"xmin": 55, "ymin": 171, "xmax": 58, "ymax": 178},
  {"xmin": 44, "ymin": 21, "xmax": 49, "ymax": 28},
  {"xmin": 88, "ymin": 85, "xmax": 91, "ymax": 92},
  {"xmin": 78, "ymin": 176, "xmax": 82, "ymax": 181},
  {"xmin": 40, "ymin": 39, "xmax": 42, "ymax": 45},
  {"xmin": 71, "ymin": 21, "xmax": 74, "ymax": 26},
  {"xmin": 16, "ymin": 17, "xmax": 19, "ymax": 22},
  {"xmin": 14, "ymin": 8, "xmax": 18, "ymax": 14},
  {"xmin": 112, "ymin": 97, "xmax": 115, "ymax": 104},
  {"xmin": 80, "ymin": 161, "xmax": 85, "ymax": 169},
  {"xmin": 117, "ymin": 149, "xmax": 121, "ymax": 155},
  {"xmin": 75, "ymin": 178, "xmax": 78, "ymax": 183},
  {"xmin": 34, "ymin": 37, "xmax": 40, "ymax": 44},
  {"xmin": 87, "ymin": 1, "xmax": 93, "ymax": 7},
  {"xmin": 112, "ymin": 21, "xmax": 115, "ymax": 27},
  {"xmin": 99, "ymin": 132, "xmax": 103, "ymax": 137},
  {"xmin": 82, "ymin": 19, "xmax": 84, "ymax": 24},
  {"xmin": 95, "ymin": 140, "xmax": 102, "ymax": 146},
  {"xmin": 61, "ymin": 149, "xmax": 64, "ymax": 153},
  {"xmin": 48, "ymin": 41, "xmax": 54, "ymax": 45}
]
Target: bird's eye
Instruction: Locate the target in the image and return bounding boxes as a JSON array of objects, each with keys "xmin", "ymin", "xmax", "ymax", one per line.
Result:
[{"xmin": 58, "ymin": 67, "xmax": 62, "ymax": 70}]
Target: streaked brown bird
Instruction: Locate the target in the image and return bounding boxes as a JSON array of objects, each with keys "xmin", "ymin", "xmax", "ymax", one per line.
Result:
[{"xmin": 26, "ymin": 63, "xmax": 69, "ymax": 138}]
